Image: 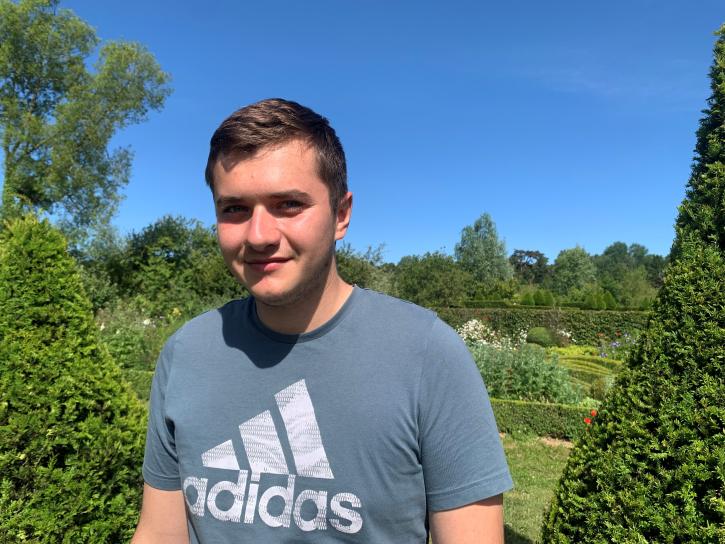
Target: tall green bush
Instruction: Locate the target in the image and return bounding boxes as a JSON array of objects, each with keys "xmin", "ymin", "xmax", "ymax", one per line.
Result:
[
  {"xmin": 542, "ymin": 25, "xmax": 725, "ymax": 542},
  {"xmin": 0, "ymin": 217, "xmax": 146, "ymax": 541}
]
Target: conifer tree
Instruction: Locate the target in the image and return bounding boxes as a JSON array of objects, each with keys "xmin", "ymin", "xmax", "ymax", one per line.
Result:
[
  {"xmin": 0, "ymin": 216, "xmax": 146, "ymax": 541},
  {"xmin": 542, "ymin": 26, "xmax": 725, "ymax": 542}
]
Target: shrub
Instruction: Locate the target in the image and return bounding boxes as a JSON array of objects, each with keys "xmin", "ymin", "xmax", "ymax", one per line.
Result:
[
  {"xmin": 542, "ymin": 237, "xmax": 725, "ymax": 542},
  {"xmin": 491, "ymin": 399, "xmax": 593, "ymax": 440},
  {"xmin": 526, "ymin": 326, "xmax": 557, "ymax": 347},
  {"xmin": 0, "ymin": 217, "xmax": 146, "ymax": 542},
  {"xmin": 520, "ymin": 292, "xmax": 535, "ymax": 306},
  {"xmin": 96, "ymin": 298, "xmax": 186, "ymax": 371},
  {"xmin": 534, "ymin": 289, "xmax": 554, "ymax": 307},
  {"xmin": 470, "ymin": 343, "xmax": 583, "ymax": 404},
  {"xmin": 543, "ymin": 28, "xmax": 725, "ymax": 541}
]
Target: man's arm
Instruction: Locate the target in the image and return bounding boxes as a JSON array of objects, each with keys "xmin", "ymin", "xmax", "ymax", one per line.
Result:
[
  {"xmin": 429, "ymin": 494, "xmax": 504, "ymax": 544},
  {"xmin": 131, "ymin": 484, "xmax": 189, "ymax": 544}
]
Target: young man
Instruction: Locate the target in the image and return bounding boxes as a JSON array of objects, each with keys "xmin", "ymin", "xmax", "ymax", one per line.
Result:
[{"xmin": 132, "ymin": 99, "xmax": 512, "ymax": 543}]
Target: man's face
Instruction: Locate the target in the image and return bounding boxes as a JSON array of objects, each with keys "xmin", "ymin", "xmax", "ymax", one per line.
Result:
[{"xmin": 213, "ymin": 139, "xmax": 351, "ymax": 307}]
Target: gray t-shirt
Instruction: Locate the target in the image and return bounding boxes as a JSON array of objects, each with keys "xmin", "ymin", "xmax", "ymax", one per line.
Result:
[{"xmin": 143, "ymin": 287, "xmax": 512, "ymax": 543}]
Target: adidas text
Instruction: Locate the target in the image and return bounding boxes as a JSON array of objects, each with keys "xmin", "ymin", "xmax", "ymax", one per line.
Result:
[{"xmin": 184, "ymin": 471, "xmax": 363, "ymax": 534}]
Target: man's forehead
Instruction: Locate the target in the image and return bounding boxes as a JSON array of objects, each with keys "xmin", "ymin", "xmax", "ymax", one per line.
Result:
[{"xmin": 214, "ymin": 138, "xmax": 316, "ymax": 176}]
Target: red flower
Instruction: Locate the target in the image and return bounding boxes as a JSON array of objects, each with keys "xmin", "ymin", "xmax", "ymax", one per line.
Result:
[
  {"xmin": 584, "ymin": 417, "xmax": 592, "ymax": 425},
  {"xmin": 590, "ymin": 409, "xmax": 598, "ymax": 417}
]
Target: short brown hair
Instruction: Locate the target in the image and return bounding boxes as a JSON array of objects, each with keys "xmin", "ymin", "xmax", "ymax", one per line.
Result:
[{"xmin": 205, "ymin": 98, "xmax": 348, "ymax": 211}]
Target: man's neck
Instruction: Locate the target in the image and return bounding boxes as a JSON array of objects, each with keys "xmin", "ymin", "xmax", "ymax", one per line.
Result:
[{"xmin": 254, "ymin": 273, "xmax": 354, "ymax": 335}]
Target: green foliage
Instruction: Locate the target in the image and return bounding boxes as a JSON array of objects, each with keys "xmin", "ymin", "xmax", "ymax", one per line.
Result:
[
  {"xmin": 122, "ymin": 369, "xmax": 153, "ymax": 402},
  {"xmin": 0, "ymin": 0, "xmax": 171, "ymax": 239},
  {"xmin": 335, "ymin": 242, "xmax": 392, "ymax": 293},
  {"xmin": 542, "ymin": 237, "xmax": 725, "ymax": 542},
  {"xmin": 491, "ymin": 399, "xmax": 593, "ymax": 440},
  {"xmin": 437, "ymin": 306, "xmax": 648, "ymax": 346},
  {"xmin": 520, "ymin": 292, "xmax": 535, "ymax": 306},
  {"xmin": 673, "ymin": 28, "xmax": 725, "ymax": 255},
  {"xmin": 543, "ymin": 27, "xmax": 725, "ymax": 541},
  {"xmin": 88, "ymin": 216, "xmax": 246, "ymax": 317},
  {"xmin": 470, "ymin": 343, "xmax": 583, "ymax": 404},
  {"xmin": 534, "ymin": 289, "xmax": 555, "ymax": 307},
  {"xmin": 509, "ymin": 249, "xmax": 549, "ymax": 284},
  {"xmin": 96, "ymin": 298, "xmax": 186, "ymax": 371},
  {"xmin": 0, "ymin": 216, "xmax": 145, "ymax": 542},
  {"xmin": 394, "ymin": 251, "xmax": 472, "ymax": 307},
  {"xmin": 526, "ymin": 326, "xmax": 558, "ymax": 347},
  {"xmin": 549, "ymin": 246, "xmax": 596, "ymax": 296},
  {"xmin": 455, "ymin": 212, "xmax": 513, "ymax": 287}
]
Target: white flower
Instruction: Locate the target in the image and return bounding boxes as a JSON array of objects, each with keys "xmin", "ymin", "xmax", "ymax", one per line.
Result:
[{"xmin": 142, "ymin": 318, "xmax": 151, "ymax": 326}]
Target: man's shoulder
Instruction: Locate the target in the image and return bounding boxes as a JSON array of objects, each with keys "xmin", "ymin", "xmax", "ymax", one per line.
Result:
[
  {"xmin": 352, "ymin": 288, "xmax": 449, "ymax": 338},
  {"xmin": 166, "ymin": 297, "xmax": 250, "ymax": 347}
]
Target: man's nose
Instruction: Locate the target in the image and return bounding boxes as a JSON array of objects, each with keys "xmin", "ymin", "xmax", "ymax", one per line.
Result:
[{"xmin": 246, "ymin": 206, "xmax": 281, "ymax": 250}]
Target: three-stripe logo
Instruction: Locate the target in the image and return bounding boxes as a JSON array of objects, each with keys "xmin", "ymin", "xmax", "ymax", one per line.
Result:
[{"xmin": 183, "ymin": 379, "xmax": 363, "ymax": 534}]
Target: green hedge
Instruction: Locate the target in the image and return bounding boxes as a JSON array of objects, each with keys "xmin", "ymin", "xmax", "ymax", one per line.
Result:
[
  {"xmin": 436, "ymin": 306, "xmax": 648, "ymax": 345},
  {"xmin": 491, "ymin": 398, "xmax": 593, "ymax": 440}
]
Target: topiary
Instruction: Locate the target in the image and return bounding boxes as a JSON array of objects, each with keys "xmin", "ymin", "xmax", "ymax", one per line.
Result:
[
  {"xmin": 0, "ymin": 216, "xmax": 146, "ymax": 542},
  {"xmin": 542, "ymin": 25, "xmax": 725, "ymax": 543},
  {"xmin": 520, "ymin": 292, "xmax": 535, "ymax": 306},
  {"xmin": 526, "ymin": 326, "xmax": 557, "ymax": 347},
  {"xmin": 602, "ymin": 290, "xmax": 617, "ymax": 310}
]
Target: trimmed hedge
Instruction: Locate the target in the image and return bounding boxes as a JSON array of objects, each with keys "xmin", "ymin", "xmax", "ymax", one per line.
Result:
[
  {"xmin": 0, "ymin": 217, "xmax": 146, "ymax": 542},
  {"xmin": 491, "ymin": 399, "xmax": 592, "ymax": 440},
  {"xmin": 437, "ymin": 306, "xmax": 648, "ymax": 345},
  {"xmin": 543, "ymin": 27, "xmax": 725, "ymax": 542}
]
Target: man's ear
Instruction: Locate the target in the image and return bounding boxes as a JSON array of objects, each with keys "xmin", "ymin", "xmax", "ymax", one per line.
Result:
[{"xmin": 334, "ymin": 192, "xmax": 353, "ymax": 241}]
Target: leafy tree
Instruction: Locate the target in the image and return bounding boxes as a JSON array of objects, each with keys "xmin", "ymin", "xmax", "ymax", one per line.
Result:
[
  {"xmin": 394, "ymin": 251, "xmax": 472, "ymax": 307},
  {"xmin": 549, "ymin": 246, "xmax": 596, "ymax": 296},
  {"xmin": 336, "ymin": 242, "xmax": 392, "ymax": 293},
  {"xmin": 0, "ymin": 215, "xmax": 146, "ymax": 541},
  {"xmin": 594, "ymin": 241, "xmax": 666, "ymax": 301},
  {"xmin": 509, "ymin": 249, "xmax": 549, "ymax": 284},
  {"xmin": 618, "ymin": 266, "xmax": 657, "ymax": 309},
  {"xmin": 120, "ymin": 215, "xmax": 244, "ymax": 315},
  {"xmin": 543, "ymin": 25, "xmax": 725, "ymax": 542},
  {"xmin": 0, "ymin": 0, "xmax": 171, "ymax": 239},
  {"xmin": 455, "ymin": 213, "xmax": 513, "ymax": 288}
]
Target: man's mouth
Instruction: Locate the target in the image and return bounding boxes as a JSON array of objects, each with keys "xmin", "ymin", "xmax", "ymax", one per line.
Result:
[{"xmin": 244, "ymin": 258, "xmax": 290, "ymax": 273}]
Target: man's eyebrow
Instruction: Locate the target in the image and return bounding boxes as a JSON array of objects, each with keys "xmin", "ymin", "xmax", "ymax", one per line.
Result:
[
  {"xmin": 214, "ymin": 190, "xmax": 312, "ymax": 207},
  {"xmin": 268, "ymin": 190, "xmax": 312, "ymax": 200}
]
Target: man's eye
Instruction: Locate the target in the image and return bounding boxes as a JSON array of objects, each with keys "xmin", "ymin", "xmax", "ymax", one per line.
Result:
[
  {"xmin": 280, "ymin": 200, "xmax": 304, "ymax": 210},
  {"xmin": 222, "ymin": 205, "xmax": 247, "ymax": 214}
]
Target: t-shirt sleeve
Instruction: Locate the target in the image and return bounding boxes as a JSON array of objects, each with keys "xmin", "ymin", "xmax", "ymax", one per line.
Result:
[
  {"xmin": 418, "ymin": 317, "xmax": 513, "ymax": 511},
  {"xmin": 142, "ymin": 333, "xmax": 182, "ymax": 491}
]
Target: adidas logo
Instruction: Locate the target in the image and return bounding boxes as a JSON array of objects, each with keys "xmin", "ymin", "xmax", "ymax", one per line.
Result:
[{"xmin": 183, "ymin": 379, "xmax": 363, "ymax": 534}]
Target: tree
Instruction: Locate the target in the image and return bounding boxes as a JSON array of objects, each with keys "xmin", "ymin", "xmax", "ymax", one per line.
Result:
[
  {"xmin": 454, "ymin": 213, "xmax": 513, "ymax": 288},
  {"xmin": 509, "ymin": 249, "xmax": 549, "ymax": 284},
  {"xmin": 543, "ymin": 25, "xmax": 725, "ymax": 542},
  {"xmin": 549, "ymin": 245, "xmax": 596, "ymax": 296},
  {"xmin": 118, "ymin": 215, "xmax": 244, "ymax": 315},
  {"xmin": 0, "ymin": 0, "xmax": 171, "ymax": 239},
  {"xmin": 594, "ymin": 241, "xmax": 666, "ymax": 301},
  {"xmin": 394, "ymin": 251, "xmax": 472, "ymax": 307},
  {"xmin": 336, "ymin": 242, "xmax": 391, "ymax": 293},
  {"xmin": 0, "ymin": 215, "xmax": 146, "ymax": 540}
]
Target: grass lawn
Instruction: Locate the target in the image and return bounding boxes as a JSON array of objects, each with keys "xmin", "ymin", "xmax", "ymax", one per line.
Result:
[{"xmin": 502, "ymin": 434, "xmax": 572, "ymax": 543}]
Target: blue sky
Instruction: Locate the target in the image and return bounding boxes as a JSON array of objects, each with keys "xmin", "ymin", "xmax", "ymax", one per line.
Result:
[{"xmin": 21, "ymin": 1, "xmax": 725, "ymax": 262}]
